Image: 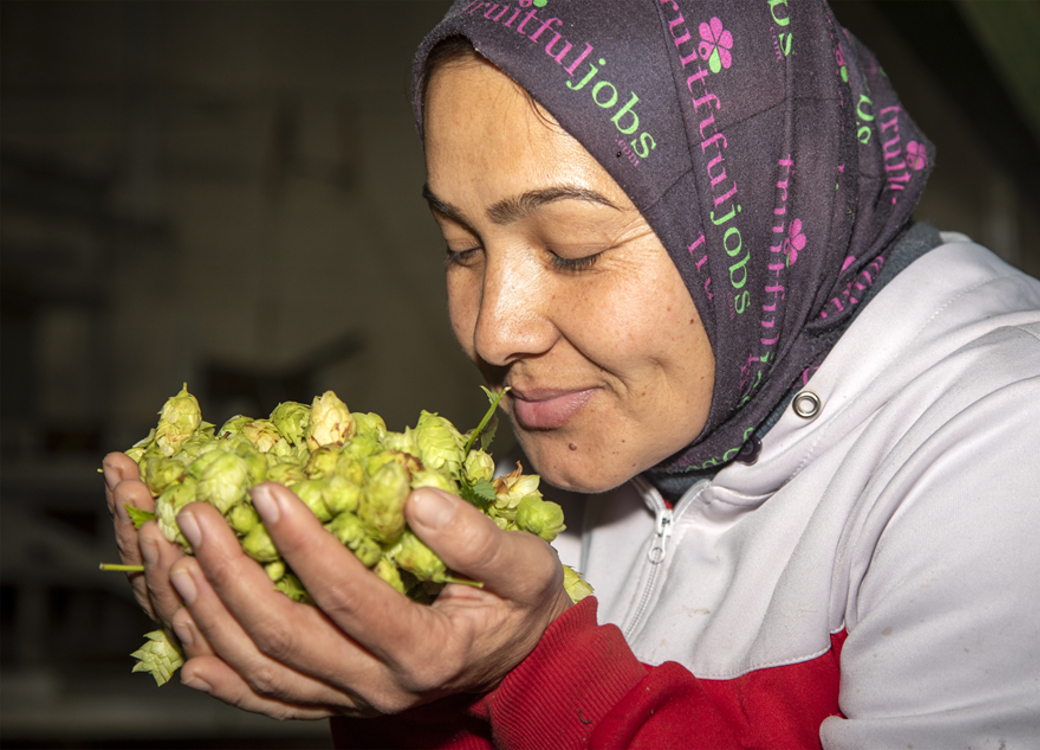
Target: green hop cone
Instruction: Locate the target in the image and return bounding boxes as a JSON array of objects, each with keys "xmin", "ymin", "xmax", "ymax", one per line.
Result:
[
  {"xmin": 515, "ymin": 495, "xmax": 565, "ymax": 542},
  {"xmin": 131, "ymin": 629, "xmax": 185, "ymax": 687},
  {"xmin": 360, "ymin": 460, "xmax": 410, "ymax": 543},
  {"xmin": 323, "ymin": 474, "xmax": 361, "ymax": 515},
  {"xmin": 186, "ymin": 444, "xmax": 226, "ymax": 481},
  {"xmin": 175, "ymin": 431, "xmax": 217, "ymax": 465},
  {"xmin": 334, "ymin": 453, "xmax": 366, "ymax": 485},
  {"xmin": 382, "ymin": 428, "xmax": 420, "ymax": 458},
  {"xmin": 264, "ymin": 559, "xmax": 286, "ymax": 582},
  {"xmin": 269, "ymin": 400, "xmax": 311, "ymax": 448},
  {"xmin": 353, "ymin": 412, "xmax": 387, "ymax": 442},
  {"xmin": 324, "ymin": 511, "xmax": 381, "ymax": 567},
  {"xmin": 493, "ymin": 468, "xmax": 542, "ymax": 520},
  {"xmin": 341, "ymin": 434, "xmax": 383, "ymax": 460},
  {"xmin": 226, "ymin": 500, "xmax": 261, "ymax": 535},
  {"xmin": 292, "ymin": 479, "xmax": 333, "ymax": 522},
  {"xmin": 196, "ymin": 451, "xmax": 252, "ymax": 515},
  {"xmin": 145, "ymin": 456, "xmax": 186, "ymax": 497},
  {"xmin": 155, "ymin": 385, "xmax": 202, "ymax": 457},
  {"xmin": 387, "ymin": 529, "xmax": 446, "ymax": 583},
  {"xmin": 463, "ymin": 449, "xmax": 495, "ymax": 483},
  {"xmin": 266, "ymin": 460, "xmax": 307, "ymax": 487},
  {"xmin": 410, "ymin": 468, "xmax": 458, "ymax": 494},
  {"xmin": 414, "ymin": 411, "xmax": 465, "ymax": 476},
  {"xmin": 374, "ymin": 556, "xmax": 407, "ymax": 594},
  {"xmin": 241, "ymin": 419, "xmax": 291, "ymax": 456},
  {"xmin": 274, "ymin": 572, "xmax": 312, "ymax": 604},
  {"xmin": 307, "ymin": 391, "xmax": 356, "ymax": 450},
  {"xmin": 562, "ymin": 564, "xmax": 594, "ymax": 603},
  {"xmin": 242, "ymin": 522, "xmax": 280, "ymax": 563},
  {"xmin": 217, "ymin": 414, "xmax": 251, "ymax": 441},
  {"xmin": 305, "ymin": 445, "xmax": 341, "ymax": 480},
  {"xmin": 155, "ymin": 477, "xmax": 198, "ymax": 552},
  {"xmin": 227, "ymin": 437, "xmax": 268, "ymax": 486}
]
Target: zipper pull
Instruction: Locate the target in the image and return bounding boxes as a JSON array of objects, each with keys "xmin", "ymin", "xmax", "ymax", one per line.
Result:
[{"xmin": 647, "ymin": 507, "xmax": 674, "ymax": 564}]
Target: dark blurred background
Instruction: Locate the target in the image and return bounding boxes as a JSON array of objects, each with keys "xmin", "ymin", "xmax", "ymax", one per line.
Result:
[{"xmin": 1, "ymin": 1, "xmax": 1038, "ymax": 747}]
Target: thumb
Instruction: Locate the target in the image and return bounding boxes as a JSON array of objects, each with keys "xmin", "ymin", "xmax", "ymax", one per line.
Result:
[{"xmin": 404, "ymin": 488, "xmax": 564, "ymax": 603}]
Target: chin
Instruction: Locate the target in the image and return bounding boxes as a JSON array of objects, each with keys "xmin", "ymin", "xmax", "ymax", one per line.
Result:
[{"xmin": 515, "ymin": 432, "xmax": 642, "ymax": 495}]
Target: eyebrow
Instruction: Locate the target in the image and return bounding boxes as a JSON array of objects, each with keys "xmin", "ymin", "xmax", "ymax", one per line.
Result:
[{"xmin": 422, "ymin": 183, "xmax": 621, "ymax": 226}]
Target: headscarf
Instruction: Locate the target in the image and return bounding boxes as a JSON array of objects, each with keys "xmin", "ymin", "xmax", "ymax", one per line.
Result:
[{"xmin": 413, "ymin": 0, "xmax": 933, "ymax": 473}]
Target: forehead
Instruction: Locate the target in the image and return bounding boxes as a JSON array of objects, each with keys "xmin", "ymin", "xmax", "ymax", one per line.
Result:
[{"xmin": 424, "ymin": 60, "xmax": 627, "ymax": 210}]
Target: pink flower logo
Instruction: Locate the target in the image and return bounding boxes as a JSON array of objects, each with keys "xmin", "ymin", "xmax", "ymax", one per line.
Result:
[
  {"xmin": 698, "ymin": 18, "xmax": 733, "ymax": 74},
  {"xmin": 784, "ymin": 219, "xmax": 806, "ymax": 266},
  {"xmin": 906, "ymin": 141, "xmax": 928, "ymax": 171}
]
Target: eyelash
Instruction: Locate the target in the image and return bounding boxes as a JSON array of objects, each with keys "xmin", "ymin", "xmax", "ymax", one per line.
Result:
[
  {"xmin": 444, "ymin": 247, "xmax": 480, "ymax": 268},
  {"xmin": 444, "ymin": 246, "xmax": 601, "ymax": 272},
  {"xmin": 550, "ymin": 253, "xmax": 600, "ymax": 272}
]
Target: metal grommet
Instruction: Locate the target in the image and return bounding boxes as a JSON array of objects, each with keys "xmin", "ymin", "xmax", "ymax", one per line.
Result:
[{"xmin": 792, "ymin": 390, "xmax": 822, "ymax": 419}]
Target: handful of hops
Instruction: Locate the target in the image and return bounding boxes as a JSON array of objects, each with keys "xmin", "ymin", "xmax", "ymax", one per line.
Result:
[{"xmin": 118, "ymin": 385, "xmax": 591, "ymax": 684}]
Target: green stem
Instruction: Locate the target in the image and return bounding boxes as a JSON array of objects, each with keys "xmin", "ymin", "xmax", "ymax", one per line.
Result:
[
  {"xmin": 437, "ymin": 574, "xmax": 485, "ymax": 588},
  {"xmin": 100, "ymin": 563, "xmax": 145, "ymax": 572},
  {"xmin": 464, "ymin": 386, "xmax": 510, "ymax": 455}
]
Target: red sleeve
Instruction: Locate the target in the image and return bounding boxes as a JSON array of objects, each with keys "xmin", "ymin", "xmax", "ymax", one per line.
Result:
[
  {"xmin": 475, "ymin": 597, "xmax": 743, "ymax": 749},
  {"xmin": 331, "ymin": 597, "xmax": 744, "ymax": 749}
]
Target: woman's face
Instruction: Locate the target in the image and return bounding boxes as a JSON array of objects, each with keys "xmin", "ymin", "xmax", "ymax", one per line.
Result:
[{"xmin": 424, "ymin": 57, "xmax": 714, "ymax": 493}]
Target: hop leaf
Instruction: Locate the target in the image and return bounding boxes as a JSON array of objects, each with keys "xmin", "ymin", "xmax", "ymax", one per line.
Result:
[
  {"xmin": 459, "ymin": 477, "xmax": 496, "ymax": 509},
  {"xmin": 131, "ymin": 629, "xmax": 185, "ymax": 686},
  {"xmin": 125, "ymin": 505, "xmax": 156, "ymax": 530}
]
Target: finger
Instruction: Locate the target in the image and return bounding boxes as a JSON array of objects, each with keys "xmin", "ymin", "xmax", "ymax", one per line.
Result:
[
  {"xmin": 139, "ymin": 520, "xmax": 188, "ymax": 628},
  {"xmin": 179, "ymin": 655, "xmax": 339, "ymax": 721},
  {"xmin": 170, "ymin": 606, "xmax": 216, "ymax": 660},
  {"xmin": 406, "ymin": 488, "xmax": 567, "ymax": 606},
  {"xmin": 249, "ymin": 483, "xmax": 428, "ymax": 657},
  {"xmin": 102, "ymin": 451, "xmax": 140, "ymax": 492},
  {"xmin": 169, "ymin": 548, "xmax": 363, "ymax": 711},
  {"xmin": 176, "ymin": 499, "xmax": 388, "ymax": 699},
  {"xmin": 108, "ymin": 474, "xmax": 153, "ymax": 530},
  {"xmin": 108, "ymin": 473, "xmax": 162, "ymax": 618}
]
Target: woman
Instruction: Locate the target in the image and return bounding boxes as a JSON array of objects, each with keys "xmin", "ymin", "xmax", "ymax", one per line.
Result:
[{"xmin": 104, "ymin": 0, "xmax": 1040, "ymax": 747}]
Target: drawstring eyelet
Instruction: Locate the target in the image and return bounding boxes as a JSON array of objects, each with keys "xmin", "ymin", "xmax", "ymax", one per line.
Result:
[{"xmin": 793, "ymin": 390, "xmax": 822, "ymax": 419}]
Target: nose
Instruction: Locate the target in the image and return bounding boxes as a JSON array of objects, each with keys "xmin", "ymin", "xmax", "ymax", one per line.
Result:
[{"xmin": 472, "ymin": 251, "xmax": 557, "ymax": 368}]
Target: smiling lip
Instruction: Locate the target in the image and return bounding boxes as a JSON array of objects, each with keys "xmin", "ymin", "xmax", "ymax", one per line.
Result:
[{"xmin": 509, "ymin": 388, "xmax": 596, "ymax": 430}]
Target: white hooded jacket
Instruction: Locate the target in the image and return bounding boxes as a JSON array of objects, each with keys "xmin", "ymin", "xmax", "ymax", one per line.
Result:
[{"xmin": 549, "ymin": 237, "xmax": 1040, "ymax": 747}]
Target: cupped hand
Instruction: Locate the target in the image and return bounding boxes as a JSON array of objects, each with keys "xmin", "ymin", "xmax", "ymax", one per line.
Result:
[
  {"xmin": 168, "ymin": 482, "xmax": 573, "ymax": 720},
  {"xmin": 102, "ymin": 451, "xmax": 188, "ymax": 628}
]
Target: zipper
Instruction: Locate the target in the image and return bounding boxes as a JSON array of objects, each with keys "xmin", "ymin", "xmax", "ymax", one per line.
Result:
[{"xmin": 623, "ymin": 478, "xmax": 674, "ymax": 641}]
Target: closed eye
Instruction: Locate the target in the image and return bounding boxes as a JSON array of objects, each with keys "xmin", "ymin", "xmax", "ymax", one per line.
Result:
[
  {"xmin": 550, "ymin": 253, "xmax": 600, "ymax": 272},
  {"xmin": 445, "ymin": 246, "xmax": 482, "ymax": 268}
]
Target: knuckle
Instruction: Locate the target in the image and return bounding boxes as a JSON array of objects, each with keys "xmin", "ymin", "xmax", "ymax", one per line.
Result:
[
  {"xmin": 368, "ymin": 689, "xmax": 415, "ymax": 716},
  {"xmin": 403, "ymin": 661, "xmax": 454, "ymax": 694},
  {"xmin": 246, "ymin": 662, "xmax": 284, "ymax": 699},
  {"xmin": 312, "ymin": 577, "xmax": 366, "ymax": 619},
  {"xmin": 253, "ymin": 620, "xmax": 297, "ymax": 663}
]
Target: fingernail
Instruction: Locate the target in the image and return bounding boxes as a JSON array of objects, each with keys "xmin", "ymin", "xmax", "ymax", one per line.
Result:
[
  {"xmin": 172, "ymin": 618, "xmax": 194, "ymax": 648},
  {"xmin": 170, "ymin": 567, "xmax": 197, "ymax": 604},
  {"xmin": 113, "ymin": 490, "xmax": 133, "ymax": 524},
  {"xmin": 178, "ymin": 509, "xmax": 201, "ymax": 548},
  {"xmin": 140, "ymin": 536, "xmax": 159, "ymax": 566},
  {"xmin": 115, "ymin": 500, "xmax": 132, "ymax": 525},
  {"xmin": 251, "ymin": 484, "xmax": 280, "ymax": 524},
  {"xmin": 102, "ymin": 460, "xmax": 119, "ymax": 490},
  {"xmin": 411, "ymin": 489, "xmax": 457, "ymax": 530},
  {"xmin": 182, "ymin": 674, "xmax": 211, "ymax": 693}
]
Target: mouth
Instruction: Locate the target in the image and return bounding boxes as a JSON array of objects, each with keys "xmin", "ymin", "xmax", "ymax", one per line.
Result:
[{"xmin": 508, "ymin": 387, "xmax": 597, "ymax": 430}]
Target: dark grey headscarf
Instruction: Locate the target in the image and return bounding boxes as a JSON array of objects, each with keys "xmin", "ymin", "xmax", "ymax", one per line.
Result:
[{"xmin": 414, "ymin": 0, "xmax": 933, "ymax": 472}]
